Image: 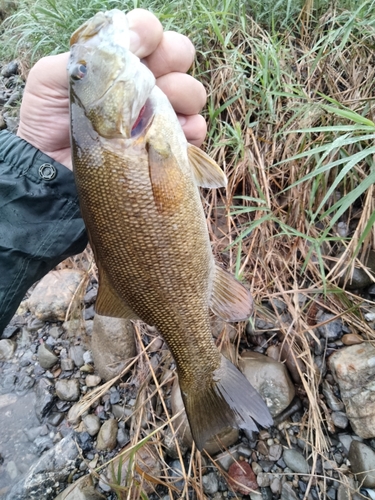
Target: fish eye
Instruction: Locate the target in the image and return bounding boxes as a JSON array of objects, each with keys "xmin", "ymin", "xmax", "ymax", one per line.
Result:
[{"xmin": 71, "ymin": 62, "xmax": 87, "ymax": 81}]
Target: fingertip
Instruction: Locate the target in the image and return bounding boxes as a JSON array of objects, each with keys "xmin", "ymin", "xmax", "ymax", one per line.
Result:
[
  {"xmin": 179, "ymin": 114, "xmax": 207, "ymax": 147},
  {"xmin": 127, "ymin": 9, "xmax": 163, "ymax": 58}
]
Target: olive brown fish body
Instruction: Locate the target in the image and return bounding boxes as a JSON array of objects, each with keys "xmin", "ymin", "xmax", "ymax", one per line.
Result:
[{"xmin": 69, "ymin": 9, "xmax": 272, "ymax": 450}]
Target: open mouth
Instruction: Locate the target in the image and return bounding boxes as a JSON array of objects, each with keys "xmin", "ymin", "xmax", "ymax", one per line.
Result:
[{"xmin": 131, "ymin": 99, "xmax": 153, "ymax": 137}]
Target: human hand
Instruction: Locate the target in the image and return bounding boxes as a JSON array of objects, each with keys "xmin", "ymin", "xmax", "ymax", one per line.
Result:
[{"xmin": 16, "ymin": 9, "xmax": 207, "ymax": 170}]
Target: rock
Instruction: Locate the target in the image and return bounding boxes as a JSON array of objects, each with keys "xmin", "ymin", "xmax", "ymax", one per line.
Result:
[
  {"xmin": 270, "ymin": 476, "xmax": 281, "ymax": 495},
  {"xmin": 239, "ymin": 351, "xmax": 295, "ymax": 416},
  {"xmin": 268, "ymin": 444, "xmax": 282, "ymax": 461},
  {"xmin": 0, "ymin": 339, "xmax": 16, "ymax": 360},
  {"xmin": 117, "ymin": 426, "xmax": 129, "ymax": 447},
  {"xmin": 338, "ymin": 250, "xmax": 375, "ymax": 289},
  {"xmin": 279, "ymin": 341, "xmax": 306, "ymax": 384},
  {"xmin": 55, "ymin": 379, "xmax": 80, "ymax": 401},
  {"xmin": 96, "ymin": 419, "xmax": 118, "ymax": 451},
  {"xmin": 38, "ymin": 343, "xmax": 58, "ymax": 369},
  {"xmin": 215, "ymin": 446, "xmax": 240, "ymax": 471},
  {"xmin": 331, "ymin": 411, "xmax": 349, "ymax": 429},
  {"xmin": 54, "ymin": 474, "xmax": 104, "ymax": 500},
  {"xmin": 61, "ymin": 357, "xmax": 75, "ymax": 371},
  {"xmin": 27, "ymin": 269, "xmax": 86, "ymax": 322},
  {"xmin": 202, "ymin": 472, "xmax": 219, "ymax": 495},
  {"xmin": 35, "ymin": 378, "xmax": 55, "ymax": 421},
  {"xmin": 322, "ymin": 380, "xmax": 344, "ymax": 412},
  {"xmin": 281, "ymin": 482, "xmax": 299, "ymax": 500},
  {"xmin": 330, "ymin": 343, "xmax": 375, "ymax": 438},
  {"xmin": 1, "ymin": 60, "xmax": 19, "ymax": 77},
  {"xmin": 227, "ymin": 460, "xmax": 258, "ymax": 495},
  {"xmin": 1, "ymin": 324, "xmax": 19, "ymax": 339},
  {"xmin": 337, "ymin": 483, "xmax": 352, "ymax": 500},
  {"xmin": 69, "ymin": 345, "xmax": 85, "ymax": 368},
  {"xmin": 257, "ymin": 472, "xmax": 270, "ymax": 487},
  {"xmin": 316, "ymin": 313, "xmax": 343, "ymax": 341},
  {"xmin": 49, "ymin": 326, "xmax": 63, "ymax": 339},
  {"xmin": 283, "ymin": 449, "xmax": 310, "ymax": 474},
  {"xmin": 91, "ymin": 314, "xmax": 136, "ymax": 381},
  {"xmin": 107, "ymin": 443, "xmax": 162, "ymax": 495},
  {"xmin": 5, "ymin": 434, "xmax": 79, "ymax": 500},
  {"xmin": 170, "ymin": 377, "xmax": 239, "ymax": 454},
  {"xmin": 342, "ymin": 333, "xmax": 363, "ymax": 346},
  {"xmin": 348, "ymin": 440, "xmax": 375, "ymax": 487},
  {"xmin": 85, "ymin": 374, "xmax": 101, "ymax": 387},
  {"xmin": 82, "ymin": 414, "xmax": 101, "ymax": 437}
]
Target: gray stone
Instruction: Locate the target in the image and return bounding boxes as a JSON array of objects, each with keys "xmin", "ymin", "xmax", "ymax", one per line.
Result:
[
  {"xmin": 55, "ymin": 379, "xmax": 80, "ymax": 402},
  {"xmin": 348, "ymin": 440, "xmax": 375, "ymax": 487},
  {"xmin": 54, "ymin": 474, "xmax": 104, "ymax": 499},
  {"xmin": 61, "ymin": 357, "xmax": 75, "ymax": 371},
  {"xmin": 268, "ymin": 444, "xmax": 282, "ymax": 461},
  {"xmin": 85, "ymin": 374, "xmax": 101, "ymax": 387},
  {"xmin": 1, "ymin": 60, "xmax": 19, "ymax": 77},
  {"xmin": 96, "ymin": 419, "xmax": 118, "ymax": 451},
  {"xmin": 49, "ymin": 326, "xmax": 63, "ymax": 339},
  {"xmin": 82, "ymin": 414, "xmax": 101, "ymax": 437},
  {"xmin": 332, "ymin": 411, "xmax": 349, "ymax": 429},
  {"xmin": 117, "ymin": 427, "xmax": 129, "ymax": 447},
  {"xmin": 257, "ymin": 472, "xmax": 271, "ymax": 487},
  {"xmin": 69, "ymin": 345, "xmax": 85, "ymax": 368},
  {"xmin": 281, "ymin": 482, "xmax": 298, "ymax": 500},
  {"xmin": 91, "ymin": 314, "xmax": 136, "ymax": 381},
  {"xmin": 38, "ymin": 343, "xmax": 58, "ymax": 369},
  {"xmin": 283, "ymin": 449, "xmax": 310, "ymax": 474},
  {"xmin": 337, "ymin": 483, "xmax": 352, "ymax": 500},
  {"xmin": 27, "ymin": 269, "xmax": 85, "ymax": 322},
  {"xmin": 239, "ymin": 351, "xmax": 295, "ymax": 416},
  {"xmin": 0, "ymin": 339, "xmax": 16, "ymax": 360},
  {"xmin": 316, "ymin": 313, "xmax": 343, "ymax": 341},
  {"xmin": 322, "ymin": 380, "xmax": 344, "ymax": 412},
  {"xmin": 330, "ymin": 343, "xmax": 375, "ymax": 438},
  {"xmin": 35, "ymin": 378, "xmax": 55, "ymax": 421},
  {"xmin": 5, "ymin": 434, "xmax": 79, "ymax": 500},
  {"xmin": 270, "ymin": 476, "xmax": 281, "ymax": 495},
  {"xmin": 202, "ymin": 472, "xmax": 219, "ymax": 495},
  {"xmin": 1, "ymin": 324, "xmax": 19, "ymax": 339}
]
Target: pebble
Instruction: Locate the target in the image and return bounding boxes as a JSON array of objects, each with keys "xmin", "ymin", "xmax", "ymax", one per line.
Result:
[
  {"xmin": 35, "ymin": 377, "xmax": 55, "ymax": 421},
  {"xmin": 257, "ymin": 472, "xmax": 270, "ymax": 487},
  {"xmin": 69, "ymin": 345, "xmax": 85, "ymax": 368},
  {"xmin": 342, "ymin": 333, "xmax": 363, "ymax": 345},
  {"xmin": 61, "ymin": 357, "xmax": 75, "ymax": 371},
  {"xmin": 55, "ymin": 379, "xmax": 80, "ymax": 401},
  {"xmin": 283, "ymin": 448, "xmax": 310, "ymax": 474},
  {"xmin": 268, "ymin": 443, "xmax": 283, "ymax": 461},
  {"xmin": 27, "ymin": 269, "xmax": 86, "ymax": 322},
  {"xmin": 82, "ymin": 414, "xmax": 101, "ymax": 436},
  {"xmin": 322, "ymin": 380, "xmax": 344, "ymax": 412},
  {"xmin": 96, "ymin": 419, "xmax": 118, "ymax": 451},
  {"xmin": 1, "ymin": 324, "xmax": 19, "ymax": 339},
  {"xmin": 240, "ymin": 351, "xmax": 295, "ymax": 416},
  {"xmin": 331, "ymin": 411, "xmax": 349, "ymax": 429},
  {"xmin": 54, "ymin": 474, "xmax": 103, "ymax": 500},
  {"xmin": 270, "ymin": 476, "xmax": 281, "ymax": 494},
  {"xmin": 85, "ymin": 374, "xmax": 101, "ymax": 387},
  {"xmin": 0, "ymin": 338, "xmax": 16, "ymax": 360},
  {"xmin": 116, "ymin": 426, "xmax": 129, "ymax": 447},
  {"xmin": 1, "ymin": 60, "xmax": 19, "ymax": 77},
  {"xmin": 227, "ymin": 460, "xmax": 258, "ymax": 495},
  {"xmin": 316, "ymin": 312, "xmax": 343, "ymax": 341},
  {"xmin": 330, "ymin": 343, "xmax": 375, "ymax": 438},
  {"xmin": 337, "ymin": 484, "xmax": 351, "ymax": 500},
  {"xmin": 203, "ymin": 472, "xmax": 219, "ymax": 495},
  {"xmin": 348, "ymin": 440, "xmax": 375, "ymax": 487},
  {"xmin": 281, "ymin": 482, "xmax": 299, "ymax": 500},
  {"xmin": 37, "ymin": 343, "xmax": 58, "ymax": 369}
]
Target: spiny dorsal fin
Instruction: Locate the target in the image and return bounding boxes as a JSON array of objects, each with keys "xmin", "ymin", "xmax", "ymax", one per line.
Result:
[
  {"xmin": 210, "ymin": 265, "xmax": 253, "ymax": 322},
  {"xmin": 95, "ymin": 264, "xmax": 139, "ymax": 320},
  {"xmin": 187, "ymin": 143, "xmax": 227, "ymax": 188},
  {"xmin": 181, "ymin": 355, "xmax": 273, "ymax": 451}
]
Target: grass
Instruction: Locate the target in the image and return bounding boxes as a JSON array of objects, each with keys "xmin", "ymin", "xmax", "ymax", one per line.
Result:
[{"xmin": 3, "ymin": 0, "xmax": 375, "ymax": 499}]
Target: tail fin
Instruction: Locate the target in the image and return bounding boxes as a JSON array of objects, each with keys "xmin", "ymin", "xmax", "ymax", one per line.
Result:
[{"xmin": 181, "ymin": 355, "xmax": 273, "ymax": 451}]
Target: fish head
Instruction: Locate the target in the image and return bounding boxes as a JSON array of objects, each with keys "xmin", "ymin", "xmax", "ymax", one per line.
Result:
[{"xmin": 68, "ymin": 9, "xmax": 155, "ymax": 139}]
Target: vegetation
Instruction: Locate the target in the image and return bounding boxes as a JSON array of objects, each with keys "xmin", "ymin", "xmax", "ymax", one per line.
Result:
[{"xmin": 2, "ymin": 0, "xmax": 375, "ymax": 498}]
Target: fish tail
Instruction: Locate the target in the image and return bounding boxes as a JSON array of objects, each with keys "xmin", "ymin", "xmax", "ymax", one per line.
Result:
[{"xmin": 181, "ymin": 355, "xmax": 273, "ymax": 451}]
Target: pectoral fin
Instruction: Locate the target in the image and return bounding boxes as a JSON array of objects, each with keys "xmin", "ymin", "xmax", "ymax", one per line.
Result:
[
  {"xmin": 210, "ymin": 265, "xmax": 253, "ymax": 321},
  {"xmin": 187, "ymin": 143, "xmax": 227, "ymax": 188},
  {"xmin": 95, "ymin": 264, "xmax": 139, "ymax": 320}
]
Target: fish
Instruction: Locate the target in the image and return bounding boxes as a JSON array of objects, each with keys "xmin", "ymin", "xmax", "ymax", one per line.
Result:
[{"xmin": 68, "ymin": 9, "xmax": 273, "ymax": 451}]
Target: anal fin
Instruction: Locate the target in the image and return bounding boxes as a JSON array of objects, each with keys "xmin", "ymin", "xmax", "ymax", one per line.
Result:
[
  {"xmin": 210, "ymin": 265, "xmax": 253, "ymax": 322},
  {"xmin": 181, "ymin": 355, "xmax": 273, "ymax": 451},
  {"xmin": 95, "ymin": 264, "xmax": 139, "ymax": 320}
]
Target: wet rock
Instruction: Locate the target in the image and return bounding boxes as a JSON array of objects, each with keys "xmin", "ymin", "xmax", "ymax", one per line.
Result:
[
  {"xmin": 38, "ymin": 343, "xmax": 58, "ymax": 369},
  {"xmin": 283, "ymin": 449, "xmax": 310, "ymax": 474},
  {"xmin": 316, "ymin": 313, "xmax": 343, "ymax": 341},
  {"xmin": 85, "ymin": 374, "xmax": 101, "ymax": 387},
  {"xmin": 82, "ymin": 414, "xmax": 101, "ymax": 437},
  {"xmin": 96, "ymin": 419, "xmax": 118, "ymax": 451},
  {"xmin": 27, "ymin": 269, "xmax": 85, "ymax": 322},
  {"xmin": 0, "ymin": 338, "xmax": 16, "ymax": 360},
  {"xmin": 330, "ymin": 343, "xmax": 375, "ymax": 438},
  {"xmin": 55, "ymin": 474, "xmax": 104, "ymax": 500},
  {"xmin": 332, "ymin": 411, "xmax": 349, "ymax": 429},
  {"xmin": 348, "ymin": 440, "xmax": 375, "ymax": 487},
  {"xmin": 239, "ymin": 351, "xmax": 295, "ymax": 416},
  {"xmin": 91, "ymin": 314, "xmax": 136, "ymax": 381},
  {"xmin": 203, "ymin": 472, "xmax": 219, "ymax": 495},
  {"xmin": 107, "ymin": 443, "xmax": 162, "ymax": 495},
  {"xmin": 170, "ymin": 377, "xmax": 239, "ymax": 453},
  {"xmin": 35, "ymin": 378, "xmax": 55, "ymax": 421},
  {"xmin": 55, "ymin": 379, "xmax": 80, "ymax": 401},
  {"xmin": 228, "ymin": 460, "xmax": 258, "ymax": 495},
  {"xmin": 5, "ymin": 434, "xmax": 79, "ymax": 500}
]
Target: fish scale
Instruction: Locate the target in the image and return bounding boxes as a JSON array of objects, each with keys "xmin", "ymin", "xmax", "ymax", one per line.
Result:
[{"xmin": 69, "ymin": 8, "xmax": 273, "ymax": 450}]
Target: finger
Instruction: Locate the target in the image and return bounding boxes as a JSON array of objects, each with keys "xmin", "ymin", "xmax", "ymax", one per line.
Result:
[
  {"xmin": 127, "ymin": 9, "xmax": 163, "ymax": 59},
  {"xmin": 156, "ymin": 72, "xmax": 207, "ymax": 115},
  {"xmin": 178, "ymin": 114, "xmax": 207, "ymax": 147},
  {"xmin": 144, "ymin": 31, "xmax": 195, "ymax": 78},
  {"xmin": 29, "ymin": 52, "xmax": 70, "ymax": 94}
]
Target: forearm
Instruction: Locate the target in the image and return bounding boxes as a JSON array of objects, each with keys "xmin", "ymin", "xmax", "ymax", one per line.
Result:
[{"xmin": 0, "ymin": 130, "xmax": 87, "ymax": 333}]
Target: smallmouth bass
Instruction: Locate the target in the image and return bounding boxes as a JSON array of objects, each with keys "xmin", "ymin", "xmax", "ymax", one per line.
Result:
[{"xmin": 68, "ymin": 9, "xmax": 272, "ymax": 450}]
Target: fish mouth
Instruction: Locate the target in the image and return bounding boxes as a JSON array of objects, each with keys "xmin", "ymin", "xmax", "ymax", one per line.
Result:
[{"xmin": 130, "ymin": 98, "xmax": 154, "ymax": 138}]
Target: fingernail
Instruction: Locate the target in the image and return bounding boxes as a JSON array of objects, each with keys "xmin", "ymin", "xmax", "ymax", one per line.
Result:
[
  {"xmin": 129, "ymin": 30, "xmax": 141, "ymax": 55},
  {"xmin": 178, "ymin": 115, "xmax": 187, "ymax": 126}
]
